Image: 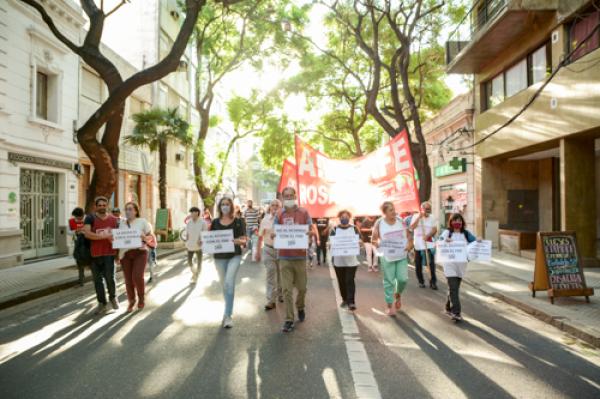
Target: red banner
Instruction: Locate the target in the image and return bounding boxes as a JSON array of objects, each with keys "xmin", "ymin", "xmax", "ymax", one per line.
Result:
[
  {"xmin": 293, "ymin": 131, "xmax": 420, "ymax": 217},
  {"xmin": 277, "ymin": 159, "xmax": 298, "ymax": 194}
]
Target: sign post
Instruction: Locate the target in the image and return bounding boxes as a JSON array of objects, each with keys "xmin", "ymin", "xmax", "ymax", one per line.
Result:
[{"xmin": 529, "ymin": 231, "xmax": 594, "ymax": 304}]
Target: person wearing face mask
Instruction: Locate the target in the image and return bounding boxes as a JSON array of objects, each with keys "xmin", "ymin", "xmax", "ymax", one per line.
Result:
[
  {"xmin": 117, "ymin": 202, "xmax": 155, "ymax": 312},
  {"xmin": 256, "ymin": 199, "xmax": 284, "ymax": 310},
  {"xmin": 438, "ymin": 213, "xmax": 478, "ymax": 322},
  {"xmin": 330, "ymin": 210, "xmax": 361, "ymax": 311},
  {"xmin": 83, "ymin": 196, "xmax": 120, "ymax": 315},
  {"xmin": 273, "ymin": 187, "xmax": 320, "ymax": 333},
  {"xmin": 410, "ymin": 201, "xmax": 439, "ymax": 290},
  {"xmin": 372, "ymin": 201, "xmax": 414, "ymax": 316},
  {"xmin": 211, "ymin": 197, "xmax": 248, "ymax": 329}
]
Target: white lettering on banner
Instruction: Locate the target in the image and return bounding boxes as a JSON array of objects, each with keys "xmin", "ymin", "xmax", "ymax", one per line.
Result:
[
  {"xmin": 112, "ymin": 228, "xmax": 142, "ymax": 249},
  {"xmin": 298, "ymin": 148, "xmax": 317, "ymax": 177},
  {"xmin": 274, "ymin": 224, "xmax": 309, "ymax": 249},
  {"xmin": 436, "ymin": 241, "xmax": 468, "ymax": 263},
  {"xmin": 391, "ymin": 136, "xmax": 411, "ymax": 172},
  {"xmin": 201, "ymin": 230, "xmax": 235, "ymax": 254},
  {"xmin": 331, "ymin": 233, "xmax": 360, "ymax": 257},
  {"xmin": 299, "ymin": 184, "xmax": 335, "ymax": 206},
  {"xmin": 467, "ymin": 240, "xmax": 492, "ymax": 262}
]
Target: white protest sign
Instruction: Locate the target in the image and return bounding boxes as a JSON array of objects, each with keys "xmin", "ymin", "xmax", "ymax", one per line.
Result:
[
  {"xmin": 112, "ymin": 228, "xmax": 142, "ymax": 249},
  {"xmin": 467, "ymin": 240, "xmax": 492, "ymax": 262},
  {"xmin": 380, "ymin": 230, "xmax": 408, "ymax": 261},
  {"xmin": 274, "ymin": 224, "xmax": 309, "ymax": 249},
  {"xmin": 330, "ymin": 233, "xmax": 360, "ymax": 257},
  {"xmin": 436, "ymin": 241, "xmax": 468, "ymax": 263},
  {"xmin": 201, "ymin": 230, "xmax": 235, "ymax": 254}
]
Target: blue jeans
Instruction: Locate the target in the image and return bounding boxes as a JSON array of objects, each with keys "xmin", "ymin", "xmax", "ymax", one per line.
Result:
[
  {"xmin": 90, "ymin": 255, "xmax": 116, "ymax": 304},
  {"xmin": 213, "ymin": 255, "xmax": 242, "ymax": 317},
  {"xmin": 246, "ymin": 228, "xmax": 256, "ymax": 250}
]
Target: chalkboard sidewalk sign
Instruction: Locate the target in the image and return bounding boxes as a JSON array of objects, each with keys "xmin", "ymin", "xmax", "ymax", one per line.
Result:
[{"xmin": 529, "ymin": 231, "xmax": 594, "ymax": 304}]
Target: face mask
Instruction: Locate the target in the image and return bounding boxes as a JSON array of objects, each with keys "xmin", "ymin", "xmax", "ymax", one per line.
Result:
[
  {"xmin": 451, "ymin": 221, "xmax": 462, "ymax": 230},
  {"xmin": 283, "ymin": 199, "xmax": 296, "ymax": 209},
  {"xmin": 125, "ymin": 210, "xmax": 136, "ymax": 220},
  {"xmin": 221, "ymin": 205, "xmax": 231, "ymax": 215},
  {"xmin": 340, "ymin": 217, "xmax": 350, "ymax": 225}
]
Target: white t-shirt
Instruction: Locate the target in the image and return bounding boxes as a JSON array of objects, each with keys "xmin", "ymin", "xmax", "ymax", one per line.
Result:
[
  {"xmin": 376, "ymin": 217, "xmax": 409, "ymax": 262},
  {"xmin": 258, "ymin": 213, "xmax": 276, "ymax": 247},
  {"xmin": 185, "ymin": 218, "xmax": 208, "ymax": 251},
  {"xmin": 413, "ymin": 214, "xmax": 438, "ymax": 250},
  {"xmin": 119, "ymin": 218, "xmax": 152, "ymax": 259},
  {"xmin": 438, "ymin": 230, "xmax": 468, "ymax": 278}
]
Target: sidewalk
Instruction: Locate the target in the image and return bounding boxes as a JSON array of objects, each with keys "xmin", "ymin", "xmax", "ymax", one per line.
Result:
[
  {"xmin": 462, "ymin": 251, "xmax": 600, "ymax": 348},
  {"xmin": 0, "ymin": 248, "xmax": 185, "ymax": 310}
]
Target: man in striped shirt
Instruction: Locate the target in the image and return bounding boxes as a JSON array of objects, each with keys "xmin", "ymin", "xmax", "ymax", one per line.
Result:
[{"xmin": 243, "ymin": 200, "xmax": 260, "ymax": 251}]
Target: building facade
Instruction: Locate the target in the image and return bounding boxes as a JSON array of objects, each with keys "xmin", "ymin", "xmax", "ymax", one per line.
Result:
[
  {"xmin": 0, "ymin": 1, "xmax": 85, "ymax": 267},
  {"xmin": 446, "ymin": 0, "xmax": 600, "ymax": 265}
]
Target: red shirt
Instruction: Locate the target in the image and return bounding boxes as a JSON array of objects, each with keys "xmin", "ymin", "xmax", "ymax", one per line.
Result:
[
  {"xmin": 69, "ymin": 217, "xmax": 84, "ymax": 232},
  {"xmin": 85, "ymin": 214, "xmax": 119, "ymax": 257}
]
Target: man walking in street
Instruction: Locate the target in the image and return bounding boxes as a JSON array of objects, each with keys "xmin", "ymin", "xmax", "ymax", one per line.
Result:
[
  {"xmin": 256, "ymin": 199, "xmax": 283, "ymax": 310},
  {"xmin": 243, "ymin": 200, "xmax": 260, "ymax": 251},
  {"xmin": 185, "ymin": 207, "xmax": 208, "ymax": 284},
  {"xmin": 84, "ymin": 196, "xmax": 120, "ymax": 315},
  {"xmin": 410, "ymin": 201, "xmax": 439, "ymax": 290},
  {"xmin": 274, "ymin": 187, "xmax": 319, "ymax": 333}
]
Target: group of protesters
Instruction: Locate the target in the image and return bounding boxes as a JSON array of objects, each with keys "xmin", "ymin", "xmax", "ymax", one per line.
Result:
[{"xmin": 68, "ymin": 187, "xmax": 479, "ymax": 333}]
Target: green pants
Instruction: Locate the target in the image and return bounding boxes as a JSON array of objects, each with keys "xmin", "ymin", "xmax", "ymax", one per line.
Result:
[
  {"xmin": 380, "ymin": 257, "xmax": 408, "ymax": 304},
  {"xmin": 280, "ymin": 259, "xmax": 307, "ymax": 322}
]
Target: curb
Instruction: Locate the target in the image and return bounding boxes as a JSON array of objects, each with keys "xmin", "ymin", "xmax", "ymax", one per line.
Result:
[{"xmin": 0, "ymin": 248, "xmax": 186, "ymax": 311}]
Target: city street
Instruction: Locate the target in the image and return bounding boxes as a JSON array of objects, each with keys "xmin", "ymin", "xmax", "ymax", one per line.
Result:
[{"xmin": 1, "ymin": 252, "xmax": 599, "ymax": 399}]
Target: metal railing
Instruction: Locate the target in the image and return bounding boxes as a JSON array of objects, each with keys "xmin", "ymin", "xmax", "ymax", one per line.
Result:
[{"xmin": 446, "ymin": 0, "xmax": 508, "ymax": 65}]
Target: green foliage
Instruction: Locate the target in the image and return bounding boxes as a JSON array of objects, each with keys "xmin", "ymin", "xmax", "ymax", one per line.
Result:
[{"xmin": 126, "ymin": 108, "xmax": 192, "ymax": 150}]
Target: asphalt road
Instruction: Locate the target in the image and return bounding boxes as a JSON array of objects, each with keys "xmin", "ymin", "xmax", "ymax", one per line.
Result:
[{"xmin": 1, "ymin": 252, "xmax": 599, "ymax": 399}]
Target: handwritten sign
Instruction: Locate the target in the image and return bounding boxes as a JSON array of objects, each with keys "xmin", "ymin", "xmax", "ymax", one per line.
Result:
[
  {"xmin": 467, "ymin": 240, "xmax": 492, "ymax": 262},
  {"xmin": 330, "ymin": 233, "xmax": 360, "ymax": 257},
  {"xmin": 436, "ymin": 241, "xmax": 468, "ymax": 263},
  {"xmin": 274, "ymin": 225, "xmax": 309, "ymax": 249},
  {"xmin": 201, "ymin": 230, "xmax": 235, "ymax": 254},
  {"xmin": 380, "ymin": 230, "xmax": 408, "ymax": 261},
  {"xmin": 112, "ymin": 228, "xmax": 142, "ymax": 249}
]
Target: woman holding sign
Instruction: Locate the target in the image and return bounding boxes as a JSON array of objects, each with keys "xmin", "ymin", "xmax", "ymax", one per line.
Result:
[
  {"xmin": 330, "ymin": 210, "xmax": 361, "ymax": 311},
  {"xmin": 118, "ymin": 202, "xmax": 155, "ymax": 313},
  {"xmin": 438, "ymin": 213, "xmax": 477, "ymax": 322},
  {"xmin": 210, "ymin": 197, "xmax": 247, "ymax": 329},
  {"xmin": 372, "ymin": 201, "xmax": 413, "ymax": 316}
]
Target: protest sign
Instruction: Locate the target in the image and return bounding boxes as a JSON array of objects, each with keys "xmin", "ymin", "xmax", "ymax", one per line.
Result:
[
  {"xmin": 201, "ymin": 230, "xmax": 235, "ymax": 254},
  {"xmin": 274, "ymin": 225, "xmax": 309, "ymax": 249},
  {"xmin": 112, "ymin": 228, "xmax": 142, "ymax": 249}
]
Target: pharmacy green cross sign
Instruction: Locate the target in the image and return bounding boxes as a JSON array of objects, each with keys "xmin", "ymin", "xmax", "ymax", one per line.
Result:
[{"xmin": 435, "ymin": 157, "xmax": 466, "ymax": 177}]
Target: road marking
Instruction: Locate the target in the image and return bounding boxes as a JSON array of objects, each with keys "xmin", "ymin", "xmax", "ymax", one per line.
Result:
[{"xmin": 327, "ymin": 264, "xmax": 382, "ymax": 399}]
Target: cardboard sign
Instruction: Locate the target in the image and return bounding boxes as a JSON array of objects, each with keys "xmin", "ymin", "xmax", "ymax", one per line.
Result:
[
  {"xmin": 467, "ymin": 240, "xmax": 492, "ymax": 262},
  {"xmin": 201, "ymin": 230, "xmax": 235, "ymax": 254},
  {"xmin": 330, "ymin": 233, "xmax": 360, "ymax": 257},
  {"xmin": 530, "ymin": 232, "xmax": 594, "ymax": 304},
  {"xmin": 379, "ymin": 230, "xmax": 408, "ymax": 261},
  {"xmin": 274, "ymin": 224, "xmax": 309, "ymax": 249},
  {"xmin": 435, "ymin": 241, "xmax": 468, "ymax": 263},
  {"xmin": 112, "ymin": 228, "xmax": 142, "ymax": 249}
]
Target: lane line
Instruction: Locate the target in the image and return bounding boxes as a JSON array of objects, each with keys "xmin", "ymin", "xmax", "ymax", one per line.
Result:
[{"xmin": 327, "ymin": 264, "xmax": 382, "ymax": 399}]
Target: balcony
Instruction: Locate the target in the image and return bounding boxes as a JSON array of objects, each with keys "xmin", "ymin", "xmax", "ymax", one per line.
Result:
[{"xmin": 446, "ymin": 0, "xmax": 558, "ymax": 74}]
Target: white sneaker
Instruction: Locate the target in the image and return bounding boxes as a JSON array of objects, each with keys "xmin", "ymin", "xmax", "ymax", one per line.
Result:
[{"xmin": 223, "ymin": 316, "xmax": 233, "ymax": 329}]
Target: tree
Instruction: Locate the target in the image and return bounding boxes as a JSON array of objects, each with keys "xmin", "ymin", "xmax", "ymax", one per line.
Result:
[
  {"xmin": 20, "ymin": 0, "xmax": 240, "ymax": 210},
  {"xmin": 126, "ymin": 108, "xmax": 192, "ymax": 209},
  {"xmin": 304, "ymin": 0, "xmax": 459, "ymax": 202},
  {"xmin": 192, "ymin": 1, "xmax": 309, "ymax": 207}
]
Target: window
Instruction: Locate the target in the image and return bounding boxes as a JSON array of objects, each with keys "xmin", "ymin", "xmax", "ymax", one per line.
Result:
[
  {"xmin": 529, "ymin": 45, "xmax": 549, "ymax": 84},
  {"xmin": 81, "ymin": 68, "xmax": 103, "ymax": 103},
  {"xmin": 505, "ymin": 59, "xmax": 527, "ymax": 97},
  {"xmin": 485, "ymin": 73, "xmax": 504, "ymax": 110},
  {"xmin": 36, "ymin": 71, "xmax": 48, "ymax": 120},
  {"xmin": 569, "ymin": 9, "xmax": 600, "ymax": 62}
]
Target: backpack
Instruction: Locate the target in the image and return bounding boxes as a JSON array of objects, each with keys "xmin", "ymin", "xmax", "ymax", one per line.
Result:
[{"xmin": 73, "ymin": 216, "xmax": 93, "ymax": 265}]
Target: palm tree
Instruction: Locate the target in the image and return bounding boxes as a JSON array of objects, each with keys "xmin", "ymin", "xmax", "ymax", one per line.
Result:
[{"xmin": 126, "ymin": 108, "xmax": 192, "ymax": 209}]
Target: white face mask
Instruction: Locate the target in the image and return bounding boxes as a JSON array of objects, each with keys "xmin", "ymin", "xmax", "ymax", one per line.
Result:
[
  {"xmin": 283, "ymin": 199, "xmax": 296, "ymax": 209},
  {"xmin": 221, "ymin": 205, "xmax": 231, "ymax": 215}
]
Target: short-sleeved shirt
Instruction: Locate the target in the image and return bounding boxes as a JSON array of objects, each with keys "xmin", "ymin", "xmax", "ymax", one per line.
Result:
[
  {"xmin": 258, "ymin": 213, "xmax": 276, "ymax": 247},
  {"xmin": 330, "ymin": 225, "xmax": 360, "ymax": 267},
  {"xmin": 186, "ymin": 218, "xmax": 208, "ymax": 251},
  {"xmin": 119, "ymin": 218, "xmax": 153, "ymax": 259},
  {"xmin": 274, "ymin": 206, "xmax": 312, "ymax": 260},
  {"xmin": 375, "ymin": 217, "xmax": 409, "ymax": 262},
  {"xmin": 211, "ymin": 218, "xmax": 246, "ymax": 259},
  {"xmin": 412, "ymin": 215, "xmax": 438, "ymax": 250},
  {"xmin": 316, "ymin": 218, "xmax": 330, "ymax": 242},
  {"xmin": 244, "ymin": 208, "xmax": 260, "ymax": 229},
  {"xmin": 84, "ymin": 214, "xmax": 119, "ymax": 258}
]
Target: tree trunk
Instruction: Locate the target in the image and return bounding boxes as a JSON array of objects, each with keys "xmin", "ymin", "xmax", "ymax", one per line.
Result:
[{"xmin": 159, "ymin": 141, "xmax": 168, "ymax": 209}]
